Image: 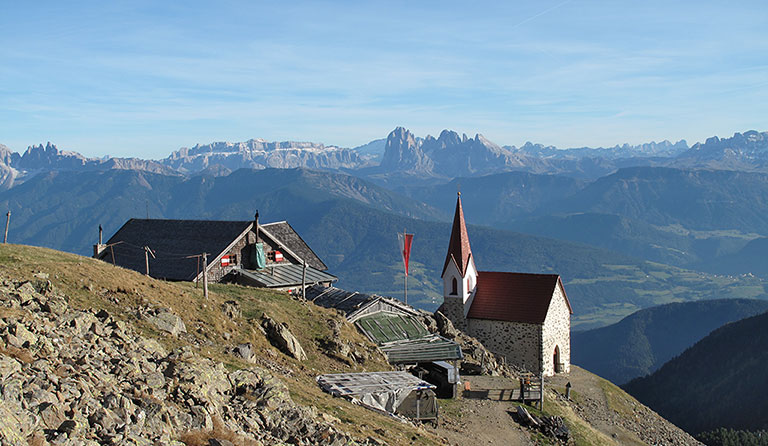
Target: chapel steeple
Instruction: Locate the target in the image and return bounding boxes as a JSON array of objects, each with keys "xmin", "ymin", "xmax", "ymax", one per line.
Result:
[{"xmin": 442, "ymin": 192, "xmax": 474, "ymax": 278}]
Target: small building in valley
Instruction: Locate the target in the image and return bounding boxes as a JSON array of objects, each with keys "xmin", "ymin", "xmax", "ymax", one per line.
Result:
[
  {"xmin": 438, "ymin": 194, "xmax": 572, "ymax": 376},
  {"xmin": 95, "ymin": 214, "xmax": 336, "ymax": 290}
]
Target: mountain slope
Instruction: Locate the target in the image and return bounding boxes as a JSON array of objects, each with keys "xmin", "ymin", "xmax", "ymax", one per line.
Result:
[
  {"xmin": 0, "ymin": 167, "xmax": 443, "ymax": 255},
  {"xmin": 2, "ymin": 167, "xmax": 767, "ymax": 329},
  {"xmin": 572, "ymin": 299, "xmax": 768, "ymax": 384},
  {"xmin": 624, "ymin": 309, "xmax": 768, "ymax": 434},
  {"xmin": 404, "ymin": 171, "xmax": 585, "ymax": 225},
  {"xmin": 554, "ymin": 167, "xmax": 768, "ymax": 233}
]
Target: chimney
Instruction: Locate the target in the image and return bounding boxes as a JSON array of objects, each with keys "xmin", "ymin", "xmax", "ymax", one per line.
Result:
[{"xmin": 93, "ymin": 224, "xmax": 106, "ymax": 258}]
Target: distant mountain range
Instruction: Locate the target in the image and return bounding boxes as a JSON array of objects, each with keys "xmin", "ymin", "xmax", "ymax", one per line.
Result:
[
  {"xmin": 3, "ymin": 127, "xmax": 768, "ymax": 327},
  {"xmin": 572, "ymin": 299, "xmax": 768, "ymax": 385},
  {"xmin": 3, "ymin": 128, "xmax": 767, "ymax": 192},
  {"xmin": 623, "ymin": 308, "xmax": 768, "ymax": 434}
]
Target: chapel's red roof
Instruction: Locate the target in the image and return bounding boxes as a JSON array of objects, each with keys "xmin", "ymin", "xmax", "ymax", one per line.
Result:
[
  {"xmin": 467, "ymin": 271, "xmax": 573, "ymax": 324},
  {"xmin": 442, "ymin": 193, "xmax": 474, "ymax": 277}
]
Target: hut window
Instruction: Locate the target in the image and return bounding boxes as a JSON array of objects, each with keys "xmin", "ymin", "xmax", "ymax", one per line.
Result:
[{"xmin": 451, "ymin": 277, "xmax": 458, "ymax": 295}]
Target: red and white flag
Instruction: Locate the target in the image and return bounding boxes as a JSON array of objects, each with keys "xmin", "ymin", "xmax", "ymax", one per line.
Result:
[
  {"xmin": 220, "ymin": 255, "xmax": 230, "ymax": 266},
  {"xmin": 398, "ymin": 232, "xmax": 414, "ymax": 276}
]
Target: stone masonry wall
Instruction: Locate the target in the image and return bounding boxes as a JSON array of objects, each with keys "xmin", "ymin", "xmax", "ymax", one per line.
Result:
[
  {"xmin": 441, "ymin": 296, "xmax": 467, "ymax": 331},
  {"xmin": 467, "ymin": 318, "xmax": 542, "ymax": 373},
  {"xmin": 541, "ymin": 284, "xmax": 571, "ymax": 376}
]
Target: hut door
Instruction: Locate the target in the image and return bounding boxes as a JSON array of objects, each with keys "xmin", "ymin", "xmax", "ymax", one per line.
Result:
[{"xmin": 553, "ymin": 345, "xmax": 561, "ymax": 373}]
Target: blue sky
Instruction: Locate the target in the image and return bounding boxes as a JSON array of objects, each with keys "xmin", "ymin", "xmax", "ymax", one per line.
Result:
[{"xmin": 1, "ymin": 1, "xmax": 767, "ymax": 158}]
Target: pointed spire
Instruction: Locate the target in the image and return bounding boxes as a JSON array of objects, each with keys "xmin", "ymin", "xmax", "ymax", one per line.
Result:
[{"xmin": 442, "ymin": 192, "xmax": 473, "ymax": 277}]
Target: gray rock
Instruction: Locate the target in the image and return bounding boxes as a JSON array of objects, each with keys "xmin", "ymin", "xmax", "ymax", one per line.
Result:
[
  {"xmin": 10, "ymin": 323, "xmax": 37, "ymax": 347},
  {"xmin": 233, "ymin": 343, "xmax": 255, "ymax": 362},
  {"xmin": 221, "ymin": 300, "xmax": 241, "ymax": 320},
  {"xmin": 14, "ymin": 281, "xmax": 38, "ymax": 304},
  {"xmin": 433, "ymin": 311, "xmax": 459, "ymax": 339},
  {"xmin": 147, "ymin": 311, "xmax": 186, "ymax": 336},
  {"xmin": 38, "ymin": 402, "xmax": 66, "ymax": 430},
  {"xmin": 261, "ymin": 315, "xmax": 307, "ymax": 361},
  {"xmin": 0, "ymin": 356, "xmax": 21, "ymax": 381},
  {"xmin": 42, "ymin": 296, "xmax": 68, "ymax": 315},
  {"xmin": 58, "ymin": 419, "xmax": 79, "ymax": 435},
  {"xmin": 209, "ymin": 439, "xmax": 235, "ymax": 446}
]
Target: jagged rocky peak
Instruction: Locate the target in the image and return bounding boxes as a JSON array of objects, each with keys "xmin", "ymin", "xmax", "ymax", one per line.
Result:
[
  {"xmin": 0, "ymin": 144, "xmax": 20, "ymax": 166},
  {"xmin": 683, "ymin": 130, "xmax": 768, "ymax": 160},
  {"xmin": 18, "ymin": 142, "xmax": 87, "ymax": 169},
  {"xmin": 380, "ymin": 127, "xmax": 433, "ymax": 172}
]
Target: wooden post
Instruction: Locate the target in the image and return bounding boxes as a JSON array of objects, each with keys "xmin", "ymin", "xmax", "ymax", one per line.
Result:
[
  {"xmin": 143, "ymin": 246, "xmax": 155, "ymax": 276},
  {"xmin": 565, "ymin": 382, "xmax": 571, "ymax": 400},
  {"xmin": 302, "ymin": 259, "xmax": 307, "ymax": 300},
  {"xmin": 539, "ymin": 371, "xmax": 544, "ymax": 410},
  {"xmin": 3, "ymin": 211, "xmax": 10, "ymax": 244},
  {"xmin": 144, "ymin": 247, "xmax": 150, "ymax": 275},
  {"xmin": 98, "ymin": 224, "xmax": 103, "ymax": 245},
  {"xmin": 202, "ymin": 253, "xmax": 209, "ymax": 300}
]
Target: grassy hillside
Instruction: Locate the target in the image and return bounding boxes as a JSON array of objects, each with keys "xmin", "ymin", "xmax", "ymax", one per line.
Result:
[
  {"xmin": 572, "ymin": 299, "xmax": 768, "ymax": 384},
  {"xmin": 623, "ymin": 309, "xmax": 768, "ymax": 434},
  {"xmin": 0, "ymin": 243, "xmax": 441, "ymax": 445}
]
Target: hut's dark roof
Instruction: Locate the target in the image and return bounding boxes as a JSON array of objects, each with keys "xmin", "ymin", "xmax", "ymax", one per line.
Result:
[
  {"xmin": 238, "ymin": 264, "xmax": 336, "ymax": 288},
  {"xmin": 261, "ymin": 221, "xmax": 326, "ymax": 271},
  {"xmin": 103, "ymin": 219, "xmax": 251, "ymax": 281}
]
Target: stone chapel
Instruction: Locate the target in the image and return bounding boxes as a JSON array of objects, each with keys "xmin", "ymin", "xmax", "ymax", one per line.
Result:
[{"xmin": 437, "ymin": 193, "xmax": 572, "ymax": 376}]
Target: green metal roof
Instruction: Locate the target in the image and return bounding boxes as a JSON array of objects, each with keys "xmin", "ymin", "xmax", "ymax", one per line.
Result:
[
  {"xmin": 355, "ymin": 311, "xmax": 463, "ymax": 364},
  {"xmin": 379, "ymin": 335, "xmax": 463, "ymax": 364},
  {"xmin": 355, "ymin": 311, "xmax": 429, "ymax": 344}
]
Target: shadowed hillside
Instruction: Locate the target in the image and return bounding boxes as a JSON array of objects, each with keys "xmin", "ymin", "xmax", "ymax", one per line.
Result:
[
  {"xmin": 572, "ymin": 299, "xmax": 768, "ymax": 384},
  {"xmin": 624, "ymin": 309, "xmax": 768, "ymax": 434}
]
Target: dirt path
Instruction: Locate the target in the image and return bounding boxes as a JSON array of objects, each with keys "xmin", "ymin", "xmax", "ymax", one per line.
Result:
[{"xmin": 426, "ymin": 376, "xmax": 533, "ymax": 446}]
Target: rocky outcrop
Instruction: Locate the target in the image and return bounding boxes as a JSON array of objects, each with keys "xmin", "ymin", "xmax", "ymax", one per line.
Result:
[
  {"xmin": 261, "ymin": 314, "xmax": 307, "ymax": 361},
  {"xmin": 144, "ymin": 308, "xmax": 187, "ymax": 336},
  {"xmin": 379, "ymin": 127, "xmax": 434, "ymax": 173},
  {"xmin": 0, "ymin": 275, "xmax": 375, "ymax": 445},
  {"xmin": 316, "ymin": 318, "xmax": 372, "ymax": 366},
  {"xmin": 674, "ymin": 130, "xmax": 768, "ymax": 171}
]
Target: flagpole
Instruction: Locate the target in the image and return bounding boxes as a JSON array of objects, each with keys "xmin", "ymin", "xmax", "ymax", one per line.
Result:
[{"xmin": 404, "ymin": 228, "xmax": 408, "ymax": 305}]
